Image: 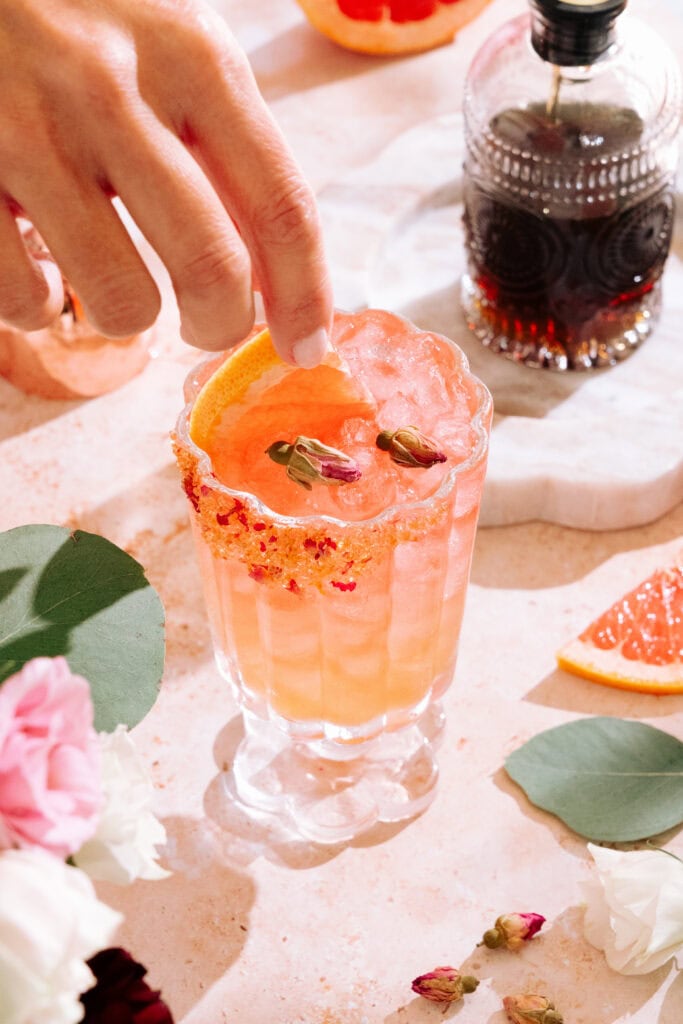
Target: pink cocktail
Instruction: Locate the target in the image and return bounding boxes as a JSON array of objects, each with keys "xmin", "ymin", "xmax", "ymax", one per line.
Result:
[{"xmin": 175, "ymin": 309, "xmax": 491, "ymax": 842}]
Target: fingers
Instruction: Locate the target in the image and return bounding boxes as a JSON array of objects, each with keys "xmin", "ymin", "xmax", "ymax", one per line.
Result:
[
  {"xmin": 98, "ymin": 115, "xmax": 254, "ymax": 352},
  {"xmin": 0, "ymin": 0, "xmax": 331, "ymax": 362},
  {"xmin": 0, "ymin": 203, "xmax": 64, "ymax": 331},
  {"xmin": 192, "ymin": 99, "xmax": 333, "ymax": 366},
  {"xmin": 11, "ymin": 176, "xmax": 161, "ymax": 339},
  {"xmin": 242, "ymin": 170, "xmax": 333, "ymax": 369},
  {"xmin": 141, "ymin": 12, "xmax": 333, "ymax": 365}
]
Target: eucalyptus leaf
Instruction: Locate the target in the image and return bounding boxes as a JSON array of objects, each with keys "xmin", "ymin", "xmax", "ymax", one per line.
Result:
[
  {"xmin": 505, "ymin": 717, "xmax": 683, "ymax": 842},
  {"xmin": 0, "ymin": 525, "xmax": 165, "ymax": 731}
]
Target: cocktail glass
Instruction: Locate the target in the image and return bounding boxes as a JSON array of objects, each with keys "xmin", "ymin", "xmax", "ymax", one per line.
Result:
[{"xmin": 174, "ymin": 309, "xmax": 492, "ymax": 843}]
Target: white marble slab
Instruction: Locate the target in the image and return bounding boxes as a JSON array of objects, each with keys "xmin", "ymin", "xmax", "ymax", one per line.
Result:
[{"xmin": 318, "ymin": 113, "xmax": 683, "ymax": 530}]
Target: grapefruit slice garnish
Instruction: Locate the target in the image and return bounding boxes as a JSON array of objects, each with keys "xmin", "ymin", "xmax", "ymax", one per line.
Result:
[
  {"xmin": 557, "ymin": 559, "xmax": 683, "ymax": 694},
  {"xmin": 188, "ymin": 326, "xmax": 376, "ymax": 474},
  {"xmin": 295, "ymin": 0, "xmax": 492, "ymax": 56},
  {"xmin": 190, "ymin": 327, "xmax": 287, "ymax": 452}
]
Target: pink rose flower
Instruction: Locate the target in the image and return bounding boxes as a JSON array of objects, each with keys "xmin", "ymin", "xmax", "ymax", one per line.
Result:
[{"xmin": 0, "ymin": 657, "xmax": 101, "ymax": 857}]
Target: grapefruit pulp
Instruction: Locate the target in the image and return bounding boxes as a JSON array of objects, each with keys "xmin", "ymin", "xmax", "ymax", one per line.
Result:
[
  {"xmin": 295, "ymin": 0, "xmax": 492, "ymax": 55},
  {"xmin": 557, "ymin": 559, "xmax": 683, "ymax": 694}
]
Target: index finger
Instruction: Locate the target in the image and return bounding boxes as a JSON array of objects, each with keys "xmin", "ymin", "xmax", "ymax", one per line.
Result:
[{"xmin": 145, "ymin": 18, "xmax": 333, "ymax": 367}]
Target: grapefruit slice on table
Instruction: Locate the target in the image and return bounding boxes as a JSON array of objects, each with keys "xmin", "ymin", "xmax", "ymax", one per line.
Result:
[
  {"xmin": 295, "ymin": 0, "xmax": 493, "ymax": 56},
  {"xmin": 557, "ymin": 559, "xmax": 683, "ymax": 695}
]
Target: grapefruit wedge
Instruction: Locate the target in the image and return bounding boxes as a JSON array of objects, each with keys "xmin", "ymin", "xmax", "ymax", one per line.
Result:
[
  {"xmin": 188, "ymin": 326, "xmax": 376, "ymax": 492},
  {"xmin": 557, "ymin": 559, "xmax": 683, "ymax": 695},
  {"xmin": 295, "ymin": 0, "xmax": 492, "ymax": 56}
]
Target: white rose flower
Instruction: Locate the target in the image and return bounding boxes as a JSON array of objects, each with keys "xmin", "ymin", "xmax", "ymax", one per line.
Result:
[
  {"xmin": 583, "ymin": 842, "xmax": 683, "ymax": 974},
  {"xmin": 0, "ymin": 848, "xmax": 121, "ymax": 1024},
  {"xmin": 72, "ymin": 725, "xmax": 170, "ymax": 886}
]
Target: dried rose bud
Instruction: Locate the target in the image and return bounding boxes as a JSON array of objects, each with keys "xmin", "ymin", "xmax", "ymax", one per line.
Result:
[
  {"xmin": 411, "ymin": 966, "xmax": 479, "ymax": 1004},
  {"xmin": 266, "ymin": 436, "xmax": 362, "ymax": 491},
  {"xmin": 376, "ymin": 426, "xmax": 447, "ymax": 469},
  {"xmin": 503, "ymin": 993, "xmax": 564, "ymax": 1023},
  {"xmin": 481, "ymin": 912, "xmax": 546, "ymax": 951}
]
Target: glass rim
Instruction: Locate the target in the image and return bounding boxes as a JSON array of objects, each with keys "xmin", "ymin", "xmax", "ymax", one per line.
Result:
[{"xmin": 174, "ymin": 309, "xmax": 493, "ymax": 530}]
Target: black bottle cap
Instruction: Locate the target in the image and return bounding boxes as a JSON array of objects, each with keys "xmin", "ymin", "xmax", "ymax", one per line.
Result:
[{"xmin": 530, "ymin": 0, "xmax": 628, "ymax": 66}]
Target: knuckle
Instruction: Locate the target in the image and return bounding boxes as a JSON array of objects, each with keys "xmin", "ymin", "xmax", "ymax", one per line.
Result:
[
  {"xmin": 273, "ymin": 292, "xmax": 331, "ymax": 341},
  {"xmin": 289, "ymin": 286, "xmax": 330, "ymax": 324},
  {"xmin": 179, "ymin": 243, "xmax": 248, "ymax": 295},
  {"xmin": 0, "ymin": 117, "xmax": 51, "ymax": 182},
  {"xmin": 165, "ymin": 8, "xmax": 234, "ymax": 77},
  {"xmin": 257, "ymin": 182, "xmax": 319, "ymax": 251},
  {"xmin": 68, "ymin": 37, "xmax": 137, "ymax": 119},
  {"xmin": 87, "ymin": 274, "xmax": 159, "ymax": 337},
  {"xmin": 184, "ymin": 20, "xmax": 224, "ymax": 63}
]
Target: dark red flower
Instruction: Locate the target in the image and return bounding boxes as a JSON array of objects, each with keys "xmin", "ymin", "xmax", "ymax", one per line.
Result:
[{"xmin": 80, "ymin": 948, "xmax": 174, "ymax": 1024}]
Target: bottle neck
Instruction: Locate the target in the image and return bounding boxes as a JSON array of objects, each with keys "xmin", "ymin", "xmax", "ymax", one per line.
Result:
[{"xmin": 530, "ymin": 6, "xmax": 622, "ymax": 67}]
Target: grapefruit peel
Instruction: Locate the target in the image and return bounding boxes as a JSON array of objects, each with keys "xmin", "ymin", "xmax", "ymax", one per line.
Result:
[
  {"xmin": 556, "ymin": 561, "xmax": 683, "ymax": 695},
  {"xmin": 189, "ymin": 327, "xmax": 286, "ymax": 453}
]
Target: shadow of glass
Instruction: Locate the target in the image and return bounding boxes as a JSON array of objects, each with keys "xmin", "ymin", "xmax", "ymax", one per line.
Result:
[
  {"xmin": 524, "ymin": 667, "xmax": 683, "ymax": 719},
  {"xmin": 0, "ymin": 378, "xmax": 83, "ymax": 443},
  {"xmin": 95, "ymin": 814, "xmax": 255, "ymax": 1021},
  {"xmin": 249, "ymin": 22, "xmax": 387, "ymax": 102}
]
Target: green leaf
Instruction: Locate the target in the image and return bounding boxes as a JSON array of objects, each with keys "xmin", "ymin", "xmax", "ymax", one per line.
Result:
[
  {"xmin": 505, "ymin": 717, "xmax": 683, "ymax": 842},
  {"xmin": 0, "ymin": 525, "xmax": 165, "ymax": 731}
]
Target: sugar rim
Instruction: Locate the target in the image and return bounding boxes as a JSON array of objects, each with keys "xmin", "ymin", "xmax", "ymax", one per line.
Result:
[{"xmin": 173, "ymin": 309, "xmax": 493, "ymax": 530}]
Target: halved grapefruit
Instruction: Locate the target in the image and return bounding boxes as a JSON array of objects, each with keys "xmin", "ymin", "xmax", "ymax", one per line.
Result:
[
  {"xmin": 557, "ymin": 559, "xmax": 683, "ymax": 695},
  {"xmin": 295, "ymin": 0, "xmax": 492, "ymax": 56}
]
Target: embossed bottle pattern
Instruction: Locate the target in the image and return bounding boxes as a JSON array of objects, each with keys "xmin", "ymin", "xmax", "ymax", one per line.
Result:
[
  {"xmin": 462, "ymin": 104, "xmax": 676, "ymax": 369},
  {"xmin": 461, "ymin": 3, "xmax": 681, "ymax": 371}
]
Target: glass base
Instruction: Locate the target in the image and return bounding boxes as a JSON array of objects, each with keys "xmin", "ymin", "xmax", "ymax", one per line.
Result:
[
  {"xmin": 461, "ymin": 273, "xmax": 660, "ymax": 371},
  {"xmin": 227, "ymin": 704, "xmax": 445, "ymax": 845}
]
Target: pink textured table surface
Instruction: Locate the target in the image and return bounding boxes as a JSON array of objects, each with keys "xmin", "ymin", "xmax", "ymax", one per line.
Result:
[{"xmin": 1, "ymin": 1, "xmax": 682, "ymax": 1022}]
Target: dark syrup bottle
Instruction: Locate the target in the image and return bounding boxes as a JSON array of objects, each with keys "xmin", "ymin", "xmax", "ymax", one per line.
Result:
[{"xmin": 462, "ymin": 0, "xmax": 681, "ymax": 370}]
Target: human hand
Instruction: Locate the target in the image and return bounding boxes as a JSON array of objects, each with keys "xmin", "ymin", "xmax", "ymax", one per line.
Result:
[{"xmin": 0, "ymin": 0, "xmax": 333, "ymax": 366}]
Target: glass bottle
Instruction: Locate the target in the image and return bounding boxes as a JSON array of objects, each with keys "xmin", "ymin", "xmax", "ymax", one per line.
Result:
[{"xmin": 461, "ymin": 0, "xmax": 681, "ymax": 371}]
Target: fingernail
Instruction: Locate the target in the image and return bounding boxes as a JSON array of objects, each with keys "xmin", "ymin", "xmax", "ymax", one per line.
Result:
[{"xmin": 292, "ymin": 328, "xmax": 329, "ymax": 369}]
